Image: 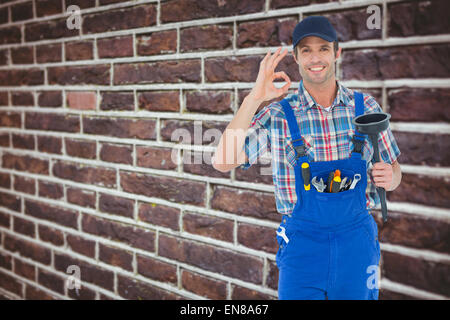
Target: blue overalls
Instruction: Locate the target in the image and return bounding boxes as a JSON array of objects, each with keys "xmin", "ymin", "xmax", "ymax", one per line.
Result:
[{"xmin": 275, "ymin": 91, "xmax": 381, "ymax": 300}]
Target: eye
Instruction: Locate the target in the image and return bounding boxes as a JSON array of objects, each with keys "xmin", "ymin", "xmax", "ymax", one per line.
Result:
[{"xmin": 321, "ymin": 47, "xmax": 329, "ymax": 51}]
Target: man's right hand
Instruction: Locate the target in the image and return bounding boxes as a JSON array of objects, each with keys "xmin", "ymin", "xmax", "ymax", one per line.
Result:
[{"xmin": 248, "ymin": 47, "xmax": 291, "ymax": 103}]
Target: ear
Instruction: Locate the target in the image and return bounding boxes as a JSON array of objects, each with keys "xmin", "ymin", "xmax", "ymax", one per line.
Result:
[{"xmin": 335, "ymin": 47, "xmax": 342, "ymax": 60}]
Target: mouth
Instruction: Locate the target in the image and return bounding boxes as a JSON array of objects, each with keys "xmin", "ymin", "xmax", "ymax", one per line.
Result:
[{"xmin": 308, "ymin": 66, "xmax": 326, "ymax": 74}]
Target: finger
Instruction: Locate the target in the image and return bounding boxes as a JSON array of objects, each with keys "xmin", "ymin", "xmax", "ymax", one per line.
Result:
[
  {"xmin": 267, "ymin": 47, "xmax": 282, "ymax": 70},
  {"xmin": 260, "ymin": 51, "xmax": 271, "ymax": 67},
  {"xmin": 271, "ymin": 48, "xmax": 288, "ymax": 70}
]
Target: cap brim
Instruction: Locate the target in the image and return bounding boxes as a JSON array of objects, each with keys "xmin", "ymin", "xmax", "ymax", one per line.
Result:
[{"xmin": 293, "ymin": 33, "xmax": 336, "ymax": 48}]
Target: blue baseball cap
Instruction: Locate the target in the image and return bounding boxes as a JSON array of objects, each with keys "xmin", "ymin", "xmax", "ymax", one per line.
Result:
[{"xmin": 292, "ymin": 16, "xmax": 338, "ymax": 50}]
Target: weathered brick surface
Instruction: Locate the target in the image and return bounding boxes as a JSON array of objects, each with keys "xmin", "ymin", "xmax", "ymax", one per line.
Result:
[{"xmin": 0, "ymin": 0, "xmax": 446, "ymax": 301}]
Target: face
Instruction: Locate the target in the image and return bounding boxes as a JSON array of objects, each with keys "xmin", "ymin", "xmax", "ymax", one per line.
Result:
[{"xmin": 293, "ymin": 36, "xmax": 341, "ymax": 85}]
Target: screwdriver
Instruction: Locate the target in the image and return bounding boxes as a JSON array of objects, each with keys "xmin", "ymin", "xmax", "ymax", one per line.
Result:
[
  {"xmin": 301, "ymin": 162, "xmax": 311, "ymax": 191},
  {"xmin": 327, "ymin": 171, "xmax": 334, "ymax": 193},
  {"xmin": 330, "ymin": 176, "xmax": 341, "ymax": 193}
]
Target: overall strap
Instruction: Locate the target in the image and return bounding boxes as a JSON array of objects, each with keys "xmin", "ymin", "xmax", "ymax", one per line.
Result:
[
  {"xmin": 352, "ymin": 91, "xmax": 366, "ymax": 156},
  {"xmin": 279, "ymin": 98, "xmax": 308, "ymax": 161}
]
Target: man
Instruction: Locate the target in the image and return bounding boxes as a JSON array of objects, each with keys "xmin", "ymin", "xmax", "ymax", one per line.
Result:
[{"xmin": 212, "ymin": 16, "xmax": 401, "ymax": 300}]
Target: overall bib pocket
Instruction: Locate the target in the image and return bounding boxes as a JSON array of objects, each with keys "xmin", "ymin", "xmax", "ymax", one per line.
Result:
[{"xmin": 304, "ymin": 169, "xmax": 365, "ymax": 226}]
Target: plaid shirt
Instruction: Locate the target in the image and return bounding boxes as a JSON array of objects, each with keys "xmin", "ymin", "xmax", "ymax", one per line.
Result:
[{"xmin": 239, "ymin": 79, "xmax": 401, "ymax": 215}]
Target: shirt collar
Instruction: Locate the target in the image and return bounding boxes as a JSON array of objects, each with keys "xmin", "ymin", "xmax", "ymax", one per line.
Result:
[{"xmin": 298, "ymin": 79, "xmax": 346, "ymax": 112}]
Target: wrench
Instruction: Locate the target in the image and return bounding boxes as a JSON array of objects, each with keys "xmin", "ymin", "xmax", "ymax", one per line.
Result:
[
  {"xmin": 276, "ymin": 226, "xmax": 289, "ymax": 244},
  {"xmin": 311, "ymin": 176, "xmax": 326, "ymax": 192},
  {"xmin": 349, "ymin": 174, "xmax": 361, "ymax": 189}
]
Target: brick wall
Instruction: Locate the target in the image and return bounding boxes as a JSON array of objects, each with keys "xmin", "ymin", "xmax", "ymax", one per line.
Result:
[{"xmin": 0, "ymin": 0, "xmax": 449, "ymax": 300}]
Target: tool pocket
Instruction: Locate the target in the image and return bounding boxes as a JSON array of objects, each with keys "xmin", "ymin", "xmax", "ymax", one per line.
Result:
[
  {"xmin": 306, "ymin": 169, "xmax": 364, "ymax": 226},
  {"xmin": 275, "ymin": 226, "xmax": 297, "ymax": 268}
]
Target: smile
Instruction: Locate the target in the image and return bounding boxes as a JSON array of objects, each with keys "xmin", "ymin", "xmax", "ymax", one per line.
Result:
[{"xmin": 308, "ymin": 66, "xmax": 325, "ymax": 73}]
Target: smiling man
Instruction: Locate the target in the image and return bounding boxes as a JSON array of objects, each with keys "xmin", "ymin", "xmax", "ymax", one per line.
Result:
[{"xmin": 212, "ymin": 16, "xmax": 402, "ymax": 300}]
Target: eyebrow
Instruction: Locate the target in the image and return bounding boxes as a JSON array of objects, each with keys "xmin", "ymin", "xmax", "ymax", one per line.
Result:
[{"xmin": 299, "ymin": 44, "xmax": 331, "ymax": 49}]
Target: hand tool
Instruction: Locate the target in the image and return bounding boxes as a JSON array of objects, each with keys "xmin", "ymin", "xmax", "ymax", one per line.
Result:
[
  {"xmin": 349, "ymin": 174, "xmax": 361, "ymax": 190},
  {"xmin": 330, "ymin": 176, "xmax": 341, "ymax": 193},
  {"xmin": 311, "ymin": 176, "xmax": 326, "ymax": 192},
  {"xmin": 343, "ymin": 178, "xmax": 352, "ymax": 191},
  {"xmin": 301, "ymin": 162, "xmax": 311, "ymax": 191},
  {"xmin": 339, "ymin": 177, "xmax": 348, "ymax": 192},
  {"xmin": 327, "ymin": 171, "xmax": 334, "ymax": 192},
  {"xmin": 276, "ymin": 226, "xmax": 289, "ymax": 244},
  {"xmin": 353, "ymin": 111, "xmax": 391, "ymax": 222}
]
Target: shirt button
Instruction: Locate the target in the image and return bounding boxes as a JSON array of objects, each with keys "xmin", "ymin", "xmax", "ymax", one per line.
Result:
[{"xmin": 283, "ymin": 219, "xmax": 286, "ymax": 223}]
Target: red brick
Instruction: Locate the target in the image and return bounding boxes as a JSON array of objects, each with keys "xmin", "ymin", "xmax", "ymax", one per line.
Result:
[
  {"xmin": 66, "ymin": 187, "xmax": 96, "ymax": 209},
  {"xmin": 181, "ymin": 269, "xmax": 227, "ymax": 299},
  {"xmin": 13, "ymin": 175, "xmax": 36, "ymax": 194},
  {"xmin": 36, "ymin": 0, "xmax": 63, "ymax": 17},
  {"xmin": 114, "ymin": 60, "xmax": 201, "ymax": 85},
  {"xmin": 181, "ymin": 24, "xmax": 232, "ymax": 52},
  {"xmin": 66, "ymin": 234, "xmax": 96, "ymax": 258},
  {"xmin": 67, "ymin": 91, "xmax": 96, "ymax": 110},
  {"xmin": 231, "ymin": 285, "xmax": 276, "ymax": 300},
  {"xmin": 82, "ymin": 214, "xmax": 156, "ymax": 252},
  {"xmin": 99, "ymin": 142, "xmax": 133, "ymax": 164},
  {"xmin": 136, "ymin": 145, "xmax": 177, "ymax": 170},
  {"xmin": 99, "ymin": 193, "xmax": 134, "ymax": 219},
  {"xmin": 0, "ymin": 191, "xmax": 21, "ymax": 212},
  {"xmin": 211, "ymin": 186, "xmax": 279, "ymax": 221},
  {"xmin": 36, "ymin": 43, "xmax": 62, "ymax": 63},
  {"xmin": 159, "ymin": 234, "xmax": 264, "ymax": 284},
  {"xmin": 52, "ymin": 160, "xmax": 116, "ymax": 188},
  {"xmin": 38, "ymin": 268, "xmax": 65, "ymax": 294},
  {"xmin": 38, "ymin": 180, "xmax": 63, "ymax": 200},
  {"xmin": 100, "ymin": 91, "xmax": 134, "ymax": 111},
  {"xmin": 0, "ymin": 26, "xmax": 21, "ymax": 45},
  {"xmin": 137, "ymin": 254, "xmax": 177, "ymax": 283},
  {"xmin": 65, "ymin": 41, "xmax": 94, "ymax": 61},
  {"xmin": 99, "ymin": 243, "xmax": 133, "ymax": 271},
  {"xmin": 183, "ymin": 212, "xmax": 234, "ymax": 242},
  {"xmin": 237, "ymin": 223, "xmax": 278, "ymax": 253},
  {"xmin": 0, "ymin": 270, "xmax": 23, "ymax": 297},
  {"xmin": 83, "ymin": 4, "xmax": 156, "ymax": 34},
  {"xmin": 25, "ymin": 285, "xmax": 55, "ymax": 300},
  {"xmin": 388, "ymin": 0, "xmax": 450, "ymax": 37},
  {"xmin": 37, "ymin": 91, "xmax": 62, "ymax": 107},
  {"xmin": 11, "ymin": 46, "xmax": 34, "ymax": 64},
  {"xmin": 25, "ymin": 18, "xmax": 79, "ymax": 42},
  {"xmin": 137, "ymin": 91, "xmax": 179, "ymax": 112},
  {"xmin": 37, "ymin": 135, "xmax": 63, "ymax": 154},
  {"xmin": 38, "ymin": 224, "xmax": 64, "ymax": 246},
  {"xmin": 117, "ymin": 275, "xmax": 182, "ymax": 300},
  {"xmin": 65, "ymin": 138, "xmax": 97, "ymax": 159},
  {"xmin": 48, "ymin": 65, "xmax": 110, "ymax": 85},
  {"xmin": 13, "ymin": 216, "xmax": 36, "ymax": 238},
  {"xmin": 98, "ymin": 36, "xmax": 133, "ymax": 58},
  {"xmin": 120, "ymin": 170, "xmax": 206, "ymax": 206},
  {"xmin": 161, "ymin": 0, "xmax": 264, "ymax": 23},
  {"xmin": 11, "ymin": 1, "xmax": 33, "ymax": 22},
  {"xmin": 138, "ymin": 202, "xmax": 180, "ymax": 231},
  {"xmin": 136, "ymin": 30, "xmax": 177, "ymax": 56},
  {"xmin": 25, "ymin": 199, "xmax": 78, "ymax": 230},
  {"xmin": 0, "ymin": 112, "xmax": 21, "ymax": 127},
  {"xmin": 4, "ymin": 234, "xmax": 51, "ymax": 265},
  {"xmin": 0, "ymin": 69, "xmax": 44, "ymax": 86},
  {"xmin": 12, "ymin": 133, "xmax": 34, "ymax": 150},
  {"xmin": 185, "ymin": 90, "xmax": 233, "ymax": 114},
  {"xmin": 83, "ymin": 116, "xmax": 156, "ymax": 140},
  {"xmin": 25, "ymin": 112, "xmax": 80, "ymax": 132},
  {"xmin": 14, "ymin": 258, "xmax": 35, "ymax": 281}
]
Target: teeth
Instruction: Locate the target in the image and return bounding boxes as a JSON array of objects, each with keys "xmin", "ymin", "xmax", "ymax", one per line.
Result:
[{"xmin": 310, "ymin": 67, "xmax": 324, "ymax": 71}]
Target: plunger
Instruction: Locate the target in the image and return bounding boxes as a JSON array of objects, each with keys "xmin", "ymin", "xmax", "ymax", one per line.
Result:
[{"xmin": 352, "ymin": 112, "xmax": 391, "ymax": 223}]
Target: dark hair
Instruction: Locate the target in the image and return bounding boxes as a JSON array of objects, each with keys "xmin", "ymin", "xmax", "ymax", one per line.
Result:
[{"xmin": 294, "ymin": 40, "xmax": 339, "ymax": 59}]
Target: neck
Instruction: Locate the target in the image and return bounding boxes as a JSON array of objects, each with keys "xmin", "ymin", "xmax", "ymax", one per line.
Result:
[{"xmin": 303, "ymin": 79, "xmax": 338, "ymax": 108}]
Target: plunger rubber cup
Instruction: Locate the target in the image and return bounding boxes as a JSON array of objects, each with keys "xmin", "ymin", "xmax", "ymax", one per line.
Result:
[{"xmin": 353, "ymin": 112, "xmax": 392, "ymax": 223}]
